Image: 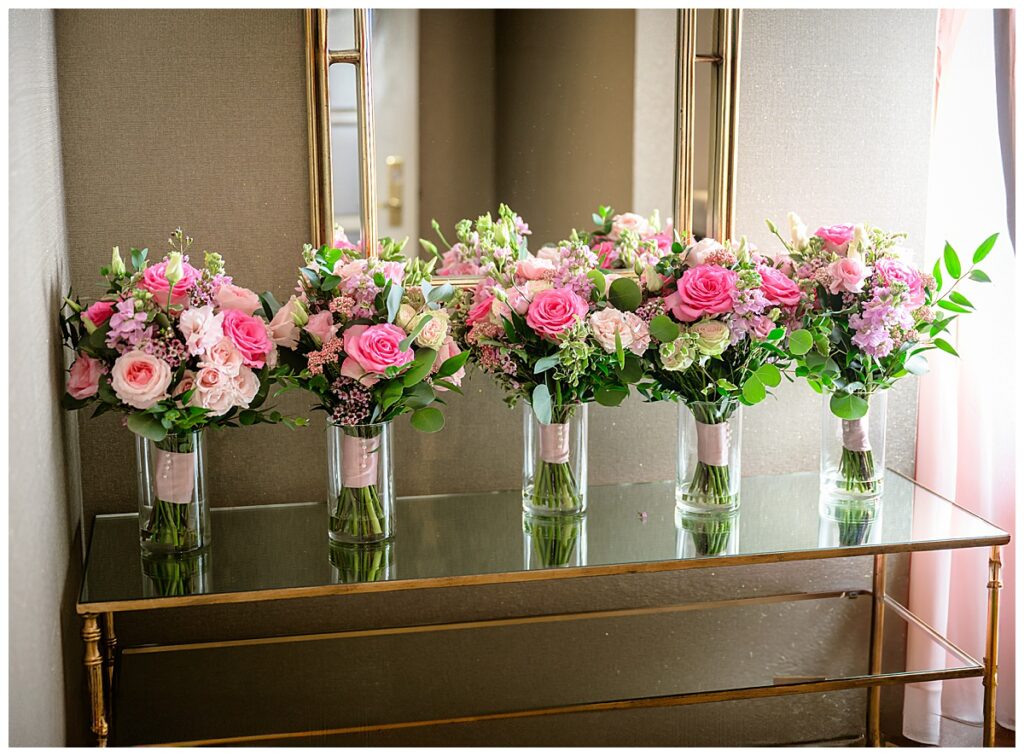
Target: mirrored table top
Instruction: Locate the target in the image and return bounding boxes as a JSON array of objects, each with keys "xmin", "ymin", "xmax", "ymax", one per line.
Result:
[{"xmin": 79, "ymin": 470, "xmax": 1008, "ymax": 612}]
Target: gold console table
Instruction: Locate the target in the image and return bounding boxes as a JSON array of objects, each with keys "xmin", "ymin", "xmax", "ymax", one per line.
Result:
[{"xmin": 77, "ymin": 470, "xmax": 1007, "ymax": 746}]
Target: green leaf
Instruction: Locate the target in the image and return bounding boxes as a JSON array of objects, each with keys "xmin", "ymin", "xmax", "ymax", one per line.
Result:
[
  {"xmin": 615, "ymin": 353, "xmax": 644, "ymax": 384},
  {"xmin": 127, "ymin": 413, "xmax": 168, "ymax": 442},
  {"xmin": 435, "ymin": 349, "xmax": 470, "ymax": 379},
  {"xmin": 386, "ymin": 284, "xmax": 405, "ymax": 323},
  {"xmin": 531, "ymin": 384, "xmax": 552, "ymax": 424},
  {"xmin": 401, "ymin": 348, "xmax": 437, "ymax": 387},
  {"xmin": 259, "ymin": 291, "xmax": 281, "ymax": 320},
  {"xmin": 608, "ymin": 277, "xmax": 642, "ymax": 312},
  {"xmin": 409, "ymin": 406, "xmax": 445, "ymax": 433},
  {"xmin": 829, "ymin": 392, "xmax": 869, "ymax": 420},
  {"xmin": 404, "ymin": 381, "xmax": 436, "ymax": 409},
  {"xmin": 595, "ymin": 385, "xmax": 629, "ymax": 407},
  {"xmin": 949, "ymin": 291, "xmax": 974, "ymax": 309},
  {"xmin": 740, "ymin": 376, "xmax": 766, "ymax": 404},
  {"xmin": 649, "ymin": 314, "xmax": 680, "ymax": 343},
  {"xmin": 788, "ymin": 329, "xmax": 813, "ymax": 356},
  {"xmin": 968, "ymin": 269, "xmax": 992, "ymax": 283},
  {"xmin": 972, "ymin": 232, "xmax": 998, "ymax": 264},
  {"xmin": 299, "ymin": 267, "xmax": 320, "ymax": 287},
  {"xmin": 398, "ymin": 312, "xmax": 430, "ymax": 351},
  {"xmin": 378, "ymin": 379, "xmax": 405, "ymax": 411},
  {"xmin": 904, "ymin": 354, "xmax": 929, "ymax": 375},
  {"xmin": 766, "ymin": 327, "xmax": 785, "ymax": 342},
  {"xmin": 320, "ymin": 274, "xmax": 341, "ymax": 291},
  {"xmin": 754, "ymin": 363, "xmax": 782, "ymax": 388},
  {"xmin": 533, "ymin": 355, "xmax": 561, "ymax": 374},
  {"xmin": 427, "ymin": 282, "xmax": 455, "ymax": 304},
  {"xmin": 937, "ymin": 299, "xmax": 970, "ymax": 314},
  {"xmin": 943, "ymin": 242, "xmax": 961, "ymax": 278},
  {"xmin": 932, "ymin": 257, "xmax": 943, "ymax": 293},
  {"xmin": 587, "ymin": 269, "xmax": 607, "ymax": 296},
  {"xmin": 933, "ymin": 337, "xmax": 959, "ymax": 357},
  {"xmin": 419, "ymin": 238, "xmax": 439, "ymax": 258}
]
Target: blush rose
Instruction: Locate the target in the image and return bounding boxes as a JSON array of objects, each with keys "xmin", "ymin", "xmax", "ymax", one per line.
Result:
[
  {"xmin": 214, "ymin": 283, "xmax": 261, "ymax": 315},
  {"xmin": 111, "ymin": 350, "xmax": 172, "ymax": 409},
  {"xmin": 757, "ymin": 265, "xmax": 802, "ymax": 306},
  {"xmin": 67, "ymin": 353, "xmax": 105, "ymax": 399},
  {"xmin": 138, "ymin": 259, "xmax": 201, "ymax": 306}
]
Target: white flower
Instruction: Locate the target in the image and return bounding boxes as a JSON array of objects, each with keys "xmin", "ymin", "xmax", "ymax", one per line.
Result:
[
  {"xmin": 412, "ymin": 310, "xmax": 450, "ymax": 351},
  {"xmin": 787, "ymin": 212, "xmax": 809, "ymax": 249}
]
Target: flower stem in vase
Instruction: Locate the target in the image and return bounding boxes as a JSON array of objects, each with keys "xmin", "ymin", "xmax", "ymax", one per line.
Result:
[
  {"xmin": 837, "ymin": 503, "xmax": 875, "ymax": 546},
  {"xmin": 528, "ymin": 403, "xmax": 584, "ymax": 514},
  {"xmin": 686, "ymin": 402, "xmax": 737, "ymax": 509},
  {"xmin": 141, "ymin": 433, "xmax": 201, "ymax": 552},
  {"xmin": 330, "ymin": 425, "xmax": 391, "ymax": 543},
  {"xmin": 839, "ymin": 415, "xmax": 879, "ymax": 495},
  {"xmin": 524, "ymin": 515, "xmax": 583, "ymax": 568}
]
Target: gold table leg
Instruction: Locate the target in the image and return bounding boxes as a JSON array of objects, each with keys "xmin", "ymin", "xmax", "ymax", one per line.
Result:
[
  {"xmin": 103, "ymin": 612, "xmax": 117, "ymax": 689},
  {"xmin": 983, "ymin": 545, "xmax": 1002, "ymax": 747},
  {"xmin": 82, "ymin": 613, "xmax": 109, "ymax": 747},
  {"xmin": 866, "ymin": 553, "xmax": 886, "ymax": 746}
]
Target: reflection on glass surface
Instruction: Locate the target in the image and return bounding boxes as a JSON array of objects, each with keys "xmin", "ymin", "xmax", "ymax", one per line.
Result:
[
  {"xmin": 80, "ymin": 471, "xmax": 1007, "ymax": 607},
  {"xmin": 817, "ymin": 494, "xmax": 883, "ymax": 548},
  {"xmin": 675, "ymin": 507, "xmax": 740, "ymax": 558},
  {"xmin": 140, "ymin": 549, "xmax": 211, "ymax": 598},
  {"xmin": 329, "ymin": 540, "xmax": 395, "ymax": 584},
  {"xmin": 522, "ymin": 513, "xmax": 587, "ymax": 570}
]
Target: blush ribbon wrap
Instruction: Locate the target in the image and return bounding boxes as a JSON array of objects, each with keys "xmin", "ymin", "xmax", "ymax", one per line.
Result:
[
  {"xmin": 538, "ymin": 422, "xmax": 571, "ymax": 464},
  {"xmin": 695, "ymin": 421, "xmax": 730, "ymax": 467},
  {"xmin": 841, "ymin": 417, "xmax": 871, "ymax": 452},
  {"xmin": 342, "ymin": 434, "xmax": 381, "ymax": 488},
  {"xmin": 153, "ymin": 449, "xmax": 196, "ymax": 504}
]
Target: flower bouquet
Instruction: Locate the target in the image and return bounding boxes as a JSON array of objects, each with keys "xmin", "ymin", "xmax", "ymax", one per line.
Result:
[
  {"xmin": 276, "ymin": 237, "xmax": 468, "ymax": 543},
  {"xmin": 438, "ymin": 204, "xmax": 648, "ymax": 515},
  {"xmin": 768, "ymin": 214, "xmax": 998, "ymax": 497},
  {"xmin": 421, "ymin": 210, "xmax": 532, "ymax": 277},
  {"xmin": 60, "ymin": 229, "xmax": 298, "ymax": 553},
  {"xmin": 636, "ymin": 235, "xmax": 806, "ymax": 512},
  {"xmin": 583, "ymin": 205, "xmax": 673, "ymax": 271}
]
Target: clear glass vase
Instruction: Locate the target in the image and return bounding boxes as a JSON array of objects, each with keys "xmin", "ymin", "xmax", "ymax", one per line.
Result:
[
  {"xmin": 676, "ymin": 400, "xmax": 742, "ymax": 514},
  {"xmin": 523, "ymin": 513, "xmax": 587, "ymax": 569},
  {"xmin": 141, "ymin": 549, "xmax": 211, "ymax": 597},
  {"xmin": 675, "ymin": 507, "xmax": 740, "ymax": 558},
  {"xmin": 820, "ymin": 390, "xmax": 887, "ymax": 498},
  {"xmin": 330, "ymin": 541, "xmax": 395, "ymax": 583},
  {"xmin": 522, "ymin": 402, "xmax": 587, "ymax": 515},
  {"xmin": 818, "ymin": 494, "xmax": 883, "ymax": 547},
  {"xmin": 327, "ymin": 421, "xmax": 394, "ymax": 544},
  {"xmin": 136, "ymin": 429, "xmax": 209, "ymax": 554}
]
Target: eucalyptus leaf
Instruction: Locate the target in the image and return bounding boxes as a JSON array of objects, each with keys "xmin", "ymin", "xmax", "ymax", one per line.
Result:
[
  {"xmin": 615, "ymin": 353, "xmax": 644, "ymax": 384},
  {"xmin": 904, "ymin": 354, "xmax": 929, "ymax": 376},
  {"xmin": 754, "ymin": 363, "xmax": 782, "ymax": 388},
  {"xmin": 740, "ymin": 376, "xmax": 766, "ymax": 404},
  {"xmin": 608, "ymin": 277, "xmax": 642, "ymax": 312},
  {"xmin": 788, "ymin": 328, "xmax": 813, "ymax": 356},
  {"xmin": 649, "ymin": 314, "xmax": 680, "ymax": 343},
  {"xmin": 533, "ymin": 354, "xmax": 561, "ymax": 374},
  {"xmin": 532, "ymin": 383, "xmax": 552, "ymax": 424},
  {"xmin": 427, "ymin": 282, "xmax": 455, "ymax": 304},
  {"xmin": 410, "ymin": 406, "xmax": 445, "ymax": 433},
  {"xmin": 127, "ymin": 413, "xmax": 168, "ymax": 443},
  {"xmin": 595, "ymin": 385, "xmax": 628, "ymax": 407},
  {"xmin": 829, "ymin": 392, "xmax": 869, "ymax": 420},
  {"xmin": 404, "ymin": 382, "xmax": 436, "ymax": 410},
  {"xmin": 587, "ymin": 269, "xmax": 607, "ymax": 296},
  {"xmin": 386, "ymin": 284, "xmax": 405, "ymax": 323}
]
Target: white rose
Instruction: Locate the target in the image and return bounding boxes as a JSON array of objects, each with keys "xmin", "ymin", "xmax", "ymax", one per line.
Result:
[
  {"xmin": 413, "ymin": 310, "xmax": 450, "ymax": 350},
  {"xmin": 588, "ymin": 308, "xmax": 651, "ymax": 356}
]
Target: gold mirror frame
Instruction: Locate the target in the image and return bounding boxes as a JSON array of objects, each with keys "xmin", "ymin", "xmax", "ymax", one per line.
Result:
[{"xmin": 305, "ymin": 9, "xmax": 741, "ymax": 276}]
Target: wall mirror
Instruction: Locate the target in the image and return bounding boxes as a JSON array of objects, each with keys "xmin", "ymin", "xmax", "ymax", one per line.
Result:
[{"xmin": 305, "ymin": 9, "xmax": 740, "ymax": 283}]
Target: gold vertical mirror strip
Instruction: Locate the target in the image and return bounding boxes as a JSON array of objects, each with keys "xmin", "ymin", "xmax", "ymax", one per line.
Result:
[
  {"xmin": 304, "ymin": 10, "xmax": 331, "ymax": 248},
  {"xmin": 673, "ymin": 9, "xmax": 697, "ymax": 240},
  {"xmin": 353, "ymin": 9, "xmax": 378, "ymax": 259},
  {"xmin": 709, "ymin": 9, "xmax": 742, "ymax": 241}
]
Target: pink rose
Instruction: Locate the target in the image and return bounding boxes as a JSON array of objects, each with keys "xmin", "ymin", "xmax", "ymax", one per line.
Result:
[
  {"xmin": 826, "ymin": 258, "xmax": 871, "ymax": 295},
  {"xmin": 343, "ymin": 323, "xmax": 414, "ymax": 375},
  {"xmin": 172, "ymin": 370, "xmax": 196, "ymax": 398},
  {"xmin": 138, "ymin": 259, "xmax": 201, "ymax": 306},
  {"xmin": 178, "ymin": 304, "xmax": 224, "ymax": 356},
  {"xmin": 304, "ymin": 310, "xmax": 338, "ymax": 345},
  {"xmin": 268, "ymin": 296, "xmax": 301, "ymax": 348},
  {"xmin": 589, "ymin": 308, "xmax": 650, "ymax": 355},
  {"xmin": 466, "ymin": 294, "xmax": 513, "ymax": 326},
  {"xmin": 757, "ymin": 265, "xmax": 802, "ymax": 306},
  {"xmin": 200, "ymin": 337, "xmax": 243, "ymax": 377},
  {"xmin": 432, "ymin": 337, "xmax": 465, "ymax": 391},
  {"xmin": 83, "ymin": 301, "xmax": 115, "ymax": 329},
  {"xmin": 214, "ymin": 283, "xmax": 261, "ymax": 315},
  {"xmin": 609, "ymin": 212, "xmax": 653, "ymax": 241},
  {"xmin": 536, "ymin": 246, "xmax": 561, "ymax": 263},
  {"xmin": 192, "ymin": 366, "xmax": 236, "ymax": 416},
  {"xmin": 333, "ymin": 258, "xmax": 367, "ymax": 280},
  {"xmin": 110, "ymin": 350, "xmax": 172, "ymax": 409},
  {"xmin": 873, "ymin": 258, "xmax": 926, "ymax": 308},
  {"xmin": 232, "ymin": 366, "xmax": 260, "ymax": 406},
  {"xmin": 664, "ymin": 265, "xmax": 738, "ymax": 322},
  {"xmin": 526, "ymin": 287, "xmax": 589, "ymax": 339},
  {"xmin": 683, "ymin": 238, "xmax": 726, "ymax": 267},
  {"xmin": 594, "ymin": 241, "xmax": 619, "ymax": 270},
  {"xmin": 515, "ymin": 256, "xmax": 556, "ymax": 281},
  {"xmin": 375, "ymin": 260, "xmax": 405, "ymax": 285},
  {"xmin": 221, "ymin": 309, "xmax": 273, "ymax": 368},
  {"xmin": 67, "ymin": 353, "xmax": 105, "ymax": 399},
  {"xmin": 815, "ymin": 224, "xmax": 856, "ymax": 253}
]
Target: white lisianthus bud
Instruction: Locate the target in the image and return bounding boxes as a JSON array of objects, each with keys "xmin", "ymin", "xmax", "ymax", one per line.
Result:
[
  {"xmin": 787, "ymin": 212, "xmax": 809, "ymax": 249},
  {"xmin": 291, "ymin": 298, "xmax": 309, "ymax": 327},
  {"xmin": 164, "ymin": 252, "xmax": 184, "ymax": 286},
  {"xmin": 848, "ymin": 224, "xmax": 869, "ymax": 262},
  {"xmin": 643, "ymin": 265, "xmax": 663, "ymax": 292},
  {"xmin": 111, "ymin": 246, "xmax": 126, "ymax": 276},
  {"xmin": 396, "ymin": 303, "xmax": 417, "ymax": 331},
  {"xmin": 734, "ymin": 236, "xmax": 751, "ymax": 264}
]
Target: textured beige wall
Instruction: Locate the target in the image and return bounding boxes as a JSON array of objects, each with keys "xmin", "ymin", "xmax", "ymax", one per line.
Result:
[{"xmin": 9, "ymin": 9, "xmax": 85, "ymax": 746}]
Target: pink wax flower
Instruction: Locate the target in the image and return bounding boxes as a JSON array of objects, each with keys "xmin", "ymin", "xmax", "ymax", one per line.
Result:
[
  {"xmin": 873, "ymin": 258, "xmax": 926, "ymax": 308},
  {"xmin": 815, "ymin": 224, "xmax": 856, "ymax": 253},
  {"xmin": 664, "ymin": 265, "xmax": 738, "ymax": 322},
  {"xmin": 67, "ymin": 353, "xmax": 105, "ymax": 399},
  {"xmin": 214, "ymin": 283, "xmax": 261, "ymax": 315},
  {"xmin": 525, "ymin": 287, "xmax": 589, "ymax": 339},
  {"xmin": 826, "ymin": 258, "xmax": 871, "ymax": 295},
  {"xmin": 221, "ymin": 309, "xmax": 273, "ymax": 368},
  {"xmin": 83, "ymin": 301, "xmax": 115, "ymax": 329},
  {"xmin": 756, "ymin": 265, "xmax": 802, "ymax": 306},
  {"xmin": 138, "ymin": 259, "xmax": 201, "ymax": 306},
  {"xmin": 110, "ymin": 350, "xmax": 172, "ymax": 409},
  {"xmin": 304, "ymin": 310, "xmax": 338, "ymax": 345},
  {"xmin": 341, "ymin": 324, "xmax": 414, "ymax": 382}
]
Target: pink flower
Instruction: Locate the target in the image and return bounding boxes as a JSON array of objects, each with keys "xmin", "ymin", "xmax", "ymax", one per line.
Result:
[
  {"xmin": 304, "ymin": 311, "xmax": 338, "ymax": 345},
  {"xmin": 110, "ymin": 350, "xmax": 172, "ymax": 409},
  {"xmin": 609, "ymin": 212, "xmax": 653, "ymax": 241},
  {"xmin": 138, "ymin": 259, "xmax": 201, "ymax": 306},
  {"xmin": 214, "ymin": 283, "xmax": 261, "ymax": 315},
  {"xmin": 221, "ymin": 309, "xmax": 273, "ymax": 368},
  {"xmin": 874, "ymin": 258, "xmax": 926, "ymax": 308},
  {"xmin": 589, "ymin": 308, "xmax": 650, "ymax": 355},
  {"xmin": 193, "ymin": 366, "xmax": 236, "ymax": 415},
  {"xmin": 232, "ymin": 366, "xmax": 260, "ymax": 406},
  {"xmin": 67, "ymin": 353, "xmax": 105, "ymax": 399},
  {"xmin": 526, "ymin": 287, "xmax": 589, "ymax": 339},
  {"xmin": 343, "ymin": 323, "xmax": 414, "ymax": 375},
  {"xmin": 507, "ymin": 280, "xmax": 552, "ymax": 315},
  {"xmin": 432, "ymin": 337, "xmax": 465, "ymax": 391},
  {"xmin": 815, "ymin": 224, "xmax": 856, "ymax": 253},
  {"xmin": 515, "ymin": 257, "xmax": 556, "ymax": 281},
  {"xmin": 200, "ymin": 337, "xmax": 244, "ymax": 377},
  {"xmin": 593, "ymin": 241, "xmax": 619, "ymax": 269},
  {"xmin": 83, "ymin": 301, "xmax": 115, "ymax": 329},
  {"xmin": 178, "ymin": 305, "xmax": 224, "ymax": 356},
  {"xmin": 466, "ymin": 295, "xmax": 498, "ymax": 326},
  {"xmin": 757, "ymin": 265, "xmax": 802, "ymax": 306},
  {"xmin": 664, "ymin": 265, "xmax": 738, "ymax": 322},
  {"xmin": 376, "ymin": 261, "xmax": 405, "ymax": 285},
  {"xmin": 683, "ymin": 238, "xmax": 726, "ymax": 267},
  {"xmin": 172, "ymin": 370, "xmax": 196, "ymax": 398},
  {"xmin": 268, "ymin": 296, "xmax": 301, "ymax": 348},
  {"xmin": 826, "ymin": 258, "xmax": 871, "ymax": 295}
]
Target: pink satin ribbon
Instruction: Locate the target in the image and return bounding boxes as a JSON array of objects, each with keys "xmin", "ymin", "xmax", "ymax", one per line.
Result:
[
  {"xmin": 842, "ymin": 417, "xmax": 871, "ymax": 452},
  {"xmin": 342, "ymin": 434, "xmax": 380, "ymax": 487},
  {"xmin": 695, "ymin": 421, "xmax": 729, "ymax": 467},
  {"xmin": 153, "ymin": 449, "xmax": 196, "ymax": 504},
  {"xmin": 538, "ymin": 422, "xmax": 571, "ymax": 464}
]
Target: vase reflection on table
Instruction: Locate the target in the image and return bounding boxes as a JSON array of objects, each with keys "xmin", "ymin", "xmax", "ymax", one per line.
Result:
[
  {"xmin": 523, "ymin": 513, "xmax": 587, "ymax": 569},
  {"xmin": 818, "ymin": 494, "xmax": 883, "ymax": 547},
  {"xmin": 141, "ymin": 549, "xmax": 211, "ymax": 598},
  {"xmin": 675, "ymin": 507, "xmax": 740, "ymax": 558},
  {"xmin": 329, "ymin": 540, "xmax": 395, "ymax": 584}
]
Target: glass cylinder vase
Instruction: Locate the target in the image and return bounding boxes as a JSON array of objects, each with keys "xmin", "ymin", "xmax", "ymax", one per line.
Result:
[
  {"xmin": 522, "ymin": 402, "xmax": 588, "ymax": 516},
  {"xmin": 327, "ymin": 421, "xmax": 394, "ymax": 544},
  {"xmin": 523, "ymin": 513, "xmax": 587, "ymax": 569},
  {"xmin": 676, "ymin": 400, "xmax": 742, "ymax": 514},
  {"xmin": 820, "ymin": 390, "xmax": 887, "ymax": 498},
  {"xmin": 675, "ymin": 508, "xmax": 740, "ymax": 558},
  {"xmin": 330, "ymin": 541, "xmax": 395, "ymax": 583},
  {"xmin": 818, "ymin": 494, "xmax": 883, "ymax": 548},
  {"xmin": 141, "ymin": 550, "xmax": 211, "ymax": 597},
  {"xmin": 136, "ymin": 429, "xmax": 209, "ymax": 554}
]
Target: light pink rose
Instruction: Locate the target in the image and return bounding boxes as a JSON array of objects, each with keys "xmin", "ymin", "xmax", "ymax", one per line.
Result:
[
  {"xmin": 432, "ymin": 337, "xmax": 465, "ymax": 391},
  {"xmin": 83, "ymin": 301, "xmax": 115, "ymax": 329},
  {"xmin": 221, "ymin": 309, "xmax": 273, "ymax": 368},
  {"xmin": 214, "ymin": 283, "xmax": 261, "ymax": 315},
  {"xmin": 178, "ymin": 304, "xmax": 224, "ymax": 356},
  {"xmin": 375, "ymin": 260, "xmax": 405, "ymax": 285},
  {"xmin": 526, "ymin": 287, "xmax": 589, "ymax": 339},
  {"xmin": 138, "ymin": 259, "xmax": 201, "ymax": 306},
  {"xmin": 757, "ymin": 265, "xmax": 802, "ymax": 306},
  {"xmin": 268, "ymin": 296, "xmax": 301, "ymax": 348},
  {"xmin": 343, "ymin": 323, "xmax": 415, "ymax": 375},
  {"xmin": 67, "ymin": 353, "xmax": 105, "ymax": 399},
  {"xmin": 873, "ymin": 258, "xmax": 926, "ymax": 308},
  {"xmin": 536, "ymin": 246, "xmax": 561, "ymax": 263},
  {"xmin": 232, "ymin": 366, "xmax": 260, "ymax": 406},
  {"xmin": 192, "ymin": 366, "xmax": 236, "ymax": 416},
  {"xmin": 507, "ymin": 280, "xmax": 552, "ymax": 315},
  {"xmin": 304, "ymin": 311, "xmax": 338, "ymax": 345},
  {"xmin": 111, "ymin": 350, "xmax": 172, "ymax": 409},
  {"xmin": 200, "ymin": 337, "xmax": 244, "ymax": 377},
  {"xmin": 589, "ymin": 308, "xmax": 651, "ymax": 355},
  {"xmin": 609, "ymin": 212, "xmax": 653, "ymax": 241},
  {"xmin": 826, "ymin": 258, "xmax": 871, "ymax": 295},
  {"xmin": 172, "ymin": 370, "xmax": 196, "ymax": 398},
  {"xmin": 683, "ymin": 238, "xmax": 726, "ymax": 267},
  {"xmin": 515, "ymin": 256, "xmax": 556, "ymax": 281},
  {"xmin": 664, "ymin": 265, "xmax": 738, "ymax": 322},
  {"xmin": 333, "ymin": 258, "xmax": 367, "ymax": 280},
  {"xmin": 815, "ymin": 224, "xmax": 856, "ymax": 253},
  {"xmin": 340, "ymin": 357, "xmax": 380, "ymax": 387}
]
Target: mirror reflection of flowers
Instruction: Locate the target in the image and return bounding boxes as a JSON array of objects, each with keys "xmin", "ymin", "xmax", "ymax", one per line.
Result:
[
  {"xmin": 423, "ymin": 209, "xmax": 532, "ymax": 277},
  {"xmin": 583, "ymin": 205, "xmax": 674, "ymax": 271}
]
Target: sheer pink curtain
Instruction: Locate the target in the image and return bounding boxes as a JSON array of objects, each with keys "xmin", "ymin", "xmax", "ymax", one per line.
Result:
[{"xmin": 903, "ymin": 9, "xmax": 1016, "ymax": 744}]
